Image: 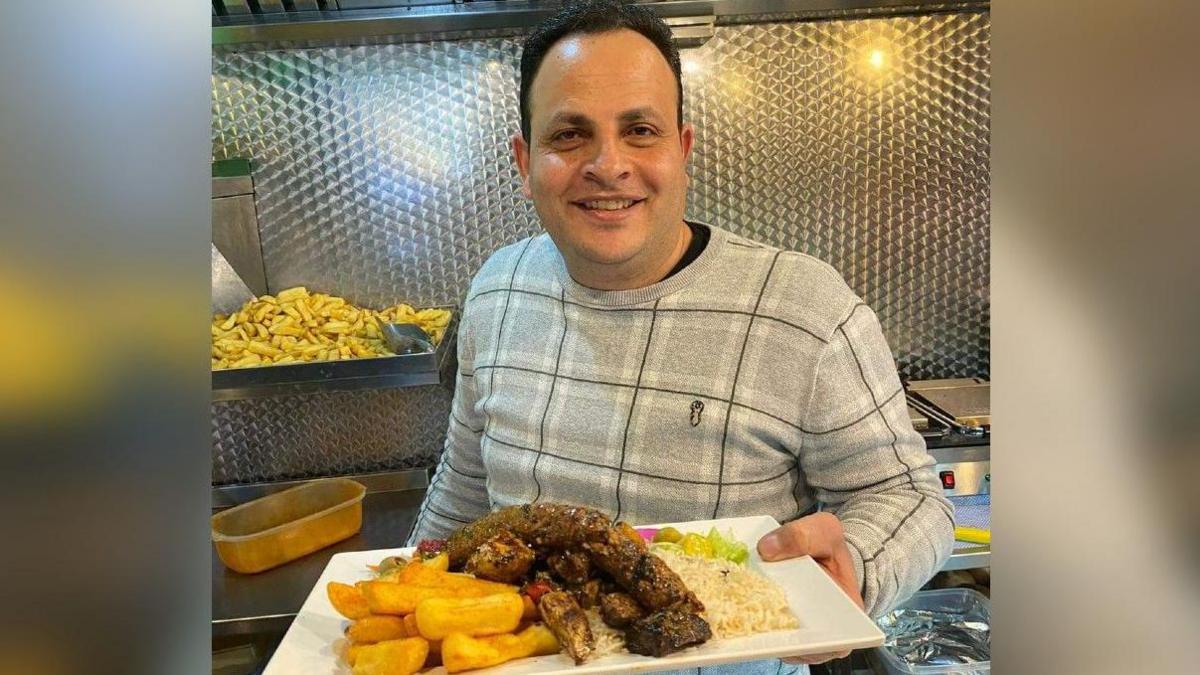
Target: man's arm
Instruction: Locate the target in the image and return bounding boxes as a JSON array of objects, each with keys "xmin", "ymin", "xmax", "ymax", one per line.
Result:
[
  {"xmin": 794, "ymin": 302, "xmax": 955, "ymax": 617},
  {"xmin": 406, "ymin": 324, "xmax": 491, "ymax": 545}
]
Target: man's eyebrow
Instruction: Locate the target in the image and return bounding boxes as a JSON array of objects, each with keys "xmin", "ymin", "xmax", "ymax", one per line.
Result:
[
  {"xmin": 546, "ymin": 111, "xmax": 592, "ymax": 128},
  {"xmin": 617, "ymin": 107, "xmax": 662, "ymax": 124}
]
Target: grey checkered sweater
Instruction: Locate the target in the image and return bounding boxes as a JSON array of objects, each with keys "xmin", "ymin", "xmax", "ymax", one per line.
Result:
[{"xmin": 409, "ymin": 222, "xmax": 954, "ymax": 621}]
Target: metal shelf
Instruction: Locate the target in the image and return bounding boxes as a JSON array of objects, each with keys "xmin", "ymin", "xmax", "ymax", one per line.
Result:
[
  {"xmin": 942, "ymin": 545, "xmax": 989, "ymax": 571},
  {"xmin": 212, "ymin": 312, "xmax": 457, "ymax": 402},
  {"xmin": 212, "ymin": 1, "xmax": 989, "ymax": 48}
]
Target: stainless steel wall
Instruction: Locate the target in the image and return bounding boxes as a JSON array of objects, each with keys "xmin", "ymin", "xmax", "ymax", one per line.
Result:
[{"xmin": 211, "ymin": 10, "xmax": 990, "ymax": 485}]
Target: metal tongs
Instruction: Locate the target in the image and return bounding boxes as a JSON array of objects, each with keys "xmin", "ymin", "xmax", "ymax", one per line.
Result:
[{"xmin": 380, "ymin": 322, "xmax": 435, "ymax": 355}]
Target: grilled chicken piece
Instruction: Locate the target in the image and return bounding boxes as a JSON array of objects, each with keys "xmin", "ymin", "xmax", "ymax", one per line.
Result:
[
  {"xmin": 538, "ymin": 590, "xmax": 594, "ymax": 664},
  {"xmin": 599, "ymin": 592, "xmax": 645, "ymax": 629},
  {"xmin": 546, "ymin": 549, "xmax": 592, "ymax": 585},
  {"xmin": 447, "ymin": 504, "xmax": 611, "ymax": 568},
  {"xmin": 462, "ymin": 530, "xmax": 535, "ymax": 583},
  {"xmin": 623, "ymin": 608, "xmax": 712, "ymax": 657},
  {"xmin": 585, "ymin": 528, "xmax": 704, "ymax": 613}
]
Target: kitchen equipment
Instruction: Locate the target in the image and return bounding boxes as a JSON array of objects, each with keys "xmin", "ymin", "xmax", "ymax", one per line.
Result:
[
  {"xmin": 212, "ymin": 478, "xmax": 366, "ymax": 574},
  {"xmin": 211, "ymin": 308, "xmax": 456, "ymax": 401},
  {"xmin": 211, "ymin": 243, "xmax": 255, "ymax": 316},
  {"xmin": 872, "ymin": 588, "xmax": 991, "ymax": 674},
  {"xmin": 211, "ymin": 158, "xmax": 268, "ymax": 297},
  {"xmin": 908, "ymin": 405, "xmax": 930, "ymax": 432},
  {"xmin": 380, "ymin": 321, "xmax": 435, "ymax": 355},
  {"xmin": 911, "ymin": 377, "xmax": 991, "ymax": 499},
  {"xmin": 908, "ymin": 379, "xmax": 990, "ymax": 429}
]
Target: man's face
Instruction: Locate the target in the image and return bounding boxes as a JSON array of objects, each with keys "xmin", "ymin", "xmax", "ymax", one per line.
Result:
[{"xmin": 514, "ymin": 29, "xmax": 694, "ymax": 278}]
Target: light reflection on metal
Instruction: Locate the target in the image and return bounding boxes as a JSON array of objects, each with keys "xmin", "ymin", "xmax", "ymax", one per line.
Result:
[{"xmin": 681, "ymin": 51, "xmax": 706, "ymax": 77}]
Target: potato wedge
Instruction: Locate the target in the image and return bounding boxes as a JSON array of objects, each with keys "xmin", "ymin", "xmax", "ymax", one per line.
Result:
[
  {"xmin": 521, "ymin": 595, "xmax": 538, "ymax": 620},
  {"xmin": 396, "ymin": 563, "xmax": 515, "ymax": 595},
  {"xmin": 441, "ymin": 624, "xmax": 561, "ymax": 673},
  {"xmin": 346, "ymin": 615, "xmax": 408, "ymax": 644},
  {"xmin": 328, "ymin": 582, "xmax": 371, "ymax": 620},
  {"xmin": 359, "ymin": 576, "xmax": 517, "ymax": 615},
  {"xmin": 359, "ymin": 581, "xmax": 500, "ymax": 616},
  {"xmin": 415, "ymin": 593, "xmax": 525, "ymax": 641},
  {"xmin": 351, "ymin": 637, "xmax": 428, "ymax": 675}
]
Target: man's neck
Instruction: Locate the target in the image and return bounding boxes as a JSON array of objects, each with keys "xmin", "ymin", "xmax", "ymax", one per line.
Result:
[{"xmin": 566, "ymin": 220, "xmax": 693, "ymax": 291}]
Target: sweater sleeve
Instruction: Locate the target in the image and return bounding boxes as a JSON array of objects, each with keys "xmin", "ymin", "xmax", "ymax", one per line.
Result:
[
  {"xmin": 798, "ymin": 302, "xmax": 955, "ymax": 617},
  {"xmin": 406, "ymin": 304, "xmax": 491, "ymax": 545}
]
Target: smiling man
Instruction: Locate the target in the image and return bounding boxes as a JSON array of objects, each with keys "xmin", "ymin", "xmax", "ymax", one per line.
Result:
[
  {"xmin": 513, "ymin": 23, "xmax": 694, "ymax": 291},
  {"xmin": 410, "ymin": 2, "xmax": 954, "ymax": 671}
]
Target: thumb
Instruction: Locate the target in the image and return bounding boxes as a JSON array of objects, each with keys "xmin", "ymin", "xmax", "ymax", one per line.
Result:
[
  {"xmin": 757, "ymin": 522, "xmax": 810, "ymax": 561},
  {"xmin": 757, "ymin": 514, "xmax": 838, "ymax": 562}
]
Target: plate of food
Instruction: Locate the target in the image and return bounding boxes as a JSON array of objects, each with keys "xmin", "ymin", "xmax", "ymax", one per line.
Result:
[{"xmin": 264, "ymin": 504, "xmax": 883, "ymax": 674}]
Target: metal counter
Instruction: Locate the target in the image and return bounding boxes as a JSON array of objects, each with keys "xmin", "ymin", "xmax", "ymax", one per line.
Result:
[
  {"xmin": 211, "ymin": 483, "xmax": 986, "ymax": 639},
  {"xmin": 213, "ymin": 487, "xmax": 426, "ymax": 639}
]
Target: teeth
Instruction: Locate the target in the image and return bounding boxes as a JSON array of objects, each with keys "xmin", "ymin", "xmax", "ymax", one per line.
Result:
[{"xmin": 583, "ymin": 199, "xmax": 635, "ymax": 210}]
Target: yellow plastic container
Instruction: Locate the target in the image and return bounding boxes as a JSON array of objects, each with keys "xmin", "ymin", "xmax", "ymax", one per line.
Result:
[{"xmin": 212, "ymin": 478, "xmax": 366, "ymax": 574}]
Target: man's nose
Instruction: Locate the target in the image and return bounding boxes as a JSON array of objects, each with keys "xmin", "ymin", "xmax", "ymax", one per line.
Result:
[{"xmin": 582, "ymin": 136, "xmax": 631, "ymax": 184}]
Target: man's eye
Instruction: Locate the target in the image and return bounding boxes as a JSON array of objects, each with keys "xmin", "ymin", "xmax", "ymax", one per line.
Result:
[
  {"xmin": 552, "ymin": 130, "xmax": 581, "ymax": 142},
  {"xmin": 629, "ymin": 125, "xmax": 658, "ymax": 136}
]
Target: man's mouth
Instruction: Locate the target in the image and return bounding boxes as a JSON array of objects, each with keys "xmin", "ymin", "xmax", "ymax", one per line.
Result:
[{"xmin": 572, "ymin": 198, "xmax": 646, "ymax": 213}]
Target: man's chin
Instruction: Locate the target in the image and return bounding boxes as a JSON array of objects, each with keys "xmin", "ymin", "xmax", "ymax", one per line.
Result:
[
  {"xmin": 554, "ymin": 232, "xmax": 645, "ymax": 268},
  {"xmin": 573, "ymin": 246, "xmax": 640, "ymax": 267}
]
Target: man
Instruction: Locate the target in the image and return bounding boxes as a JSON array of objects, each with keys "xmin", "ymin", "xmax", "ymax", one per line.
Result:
[{"xmin": 409, "ymin": 1, "xmax": 954, "ymax": 669}]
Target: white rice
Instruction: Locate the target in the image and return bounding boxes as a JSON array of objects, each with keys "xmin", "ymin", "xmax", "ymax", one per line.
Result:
[
  {"xmin": 590, "ymin": 551, "xmax": 798, "ymax": 657},
  {"xmin": 588, "ymin": 609, "xmax": 626, "ymax": 656},
  {"xmin": 658, "ymin": 550, "xmax": 799, "ymax": 639}
]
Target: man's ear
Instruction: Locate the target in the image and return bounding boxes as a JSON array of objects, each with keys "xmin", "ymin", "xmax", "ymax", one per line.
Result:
[
  {"xmin": 512, "ymin": 133, "xmax": 533, "ymax": 199},
  {"xmin": 679, "ymin": 123, "xmax": 695, "ymax": 163},
  {"xmin": 679, "ymin": 123, "xmax": 695, "ymax": 187}
]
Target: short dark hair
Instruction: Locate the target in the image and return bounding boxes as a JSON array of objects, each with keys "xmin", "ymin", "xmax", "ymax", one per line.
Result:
[{"xmin": 518, "ymin": 0, "xmax": 683, "ymax": 141}]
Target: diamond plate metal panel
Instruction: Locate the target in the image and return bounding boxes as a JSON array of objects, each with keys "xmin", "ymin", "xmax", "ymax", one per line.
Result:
[
  {"xmin": 211, "ymin": 11, "xmax": 989, "ymax": 483},
  {"xmin": 212, "ymin": 38, "xmax": 543, "ymax": 310},
  {"xmin": 685, "ymin": 12, "xmax": 990, "ymax": 380},
  {"xmin": 212, "ymin": 385, "xmax": 452, "ymax": 485}
]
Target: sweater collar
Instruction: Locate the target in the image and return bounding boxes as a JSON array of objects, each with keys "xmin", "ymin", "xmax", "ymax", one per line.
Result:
[{"xmin": 552, "ymin": 220, "xmax": 728, "ymax": 307}]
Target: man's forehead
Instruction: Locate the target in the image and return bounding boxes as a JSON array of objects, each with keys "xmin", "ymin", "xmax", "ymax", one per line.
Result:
[
  {"xmin": 542, "ymin": 29, "xmax": 670, "ymax": 76},
  {"xmin": 530, "ymin": 29, "xmax": 677, "ymax": 125}
]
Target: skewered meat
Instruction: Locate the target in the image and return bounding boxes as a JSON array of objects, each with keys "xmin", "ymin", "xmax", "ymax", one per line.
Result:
[
  {"xmin": 537, "ymin": 591, "xmax": 594, "ymax": 664},
  {"xmin": 546, "ymin": 549, "xmax": 592, "ymax": 585},
  {"xmin": 446, "ymin": 504, "xmax": 611, "ymax": 568},
  {"xmin": 623, "ymin": 608, "xmax": 712, "ymax": 657},
  {"xmin": 462, "ymin": 530, "xmax": 535, "ymax": 583},
  {"xmin": 585, "ymin": 528, "xmax": 704, "ymax": 613},
  {"xmin": 572, "ymin": 579, "xmax": 601, "ymax": 610},
  {"xmin": 614, "ymin": 521, "xmax": 648, "ymax": 550},
  {"xmin": 599, "ymin": 592, "xmax": 645, "ymax": 629}
]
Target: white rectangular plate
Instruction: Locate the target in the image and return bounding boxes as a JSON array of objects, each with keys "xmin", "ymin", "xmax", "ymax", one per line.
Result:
[{"xmin": 264, "ymin": 515, "xmax": 883, "ymax": 674}]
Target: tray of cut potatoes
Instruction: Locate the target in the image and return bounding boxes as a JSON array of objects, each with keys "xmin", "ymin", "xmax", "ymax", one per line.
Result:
[{"xmin": 211, "ymin": 286, "xmax": 455, "ymax": 401}]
